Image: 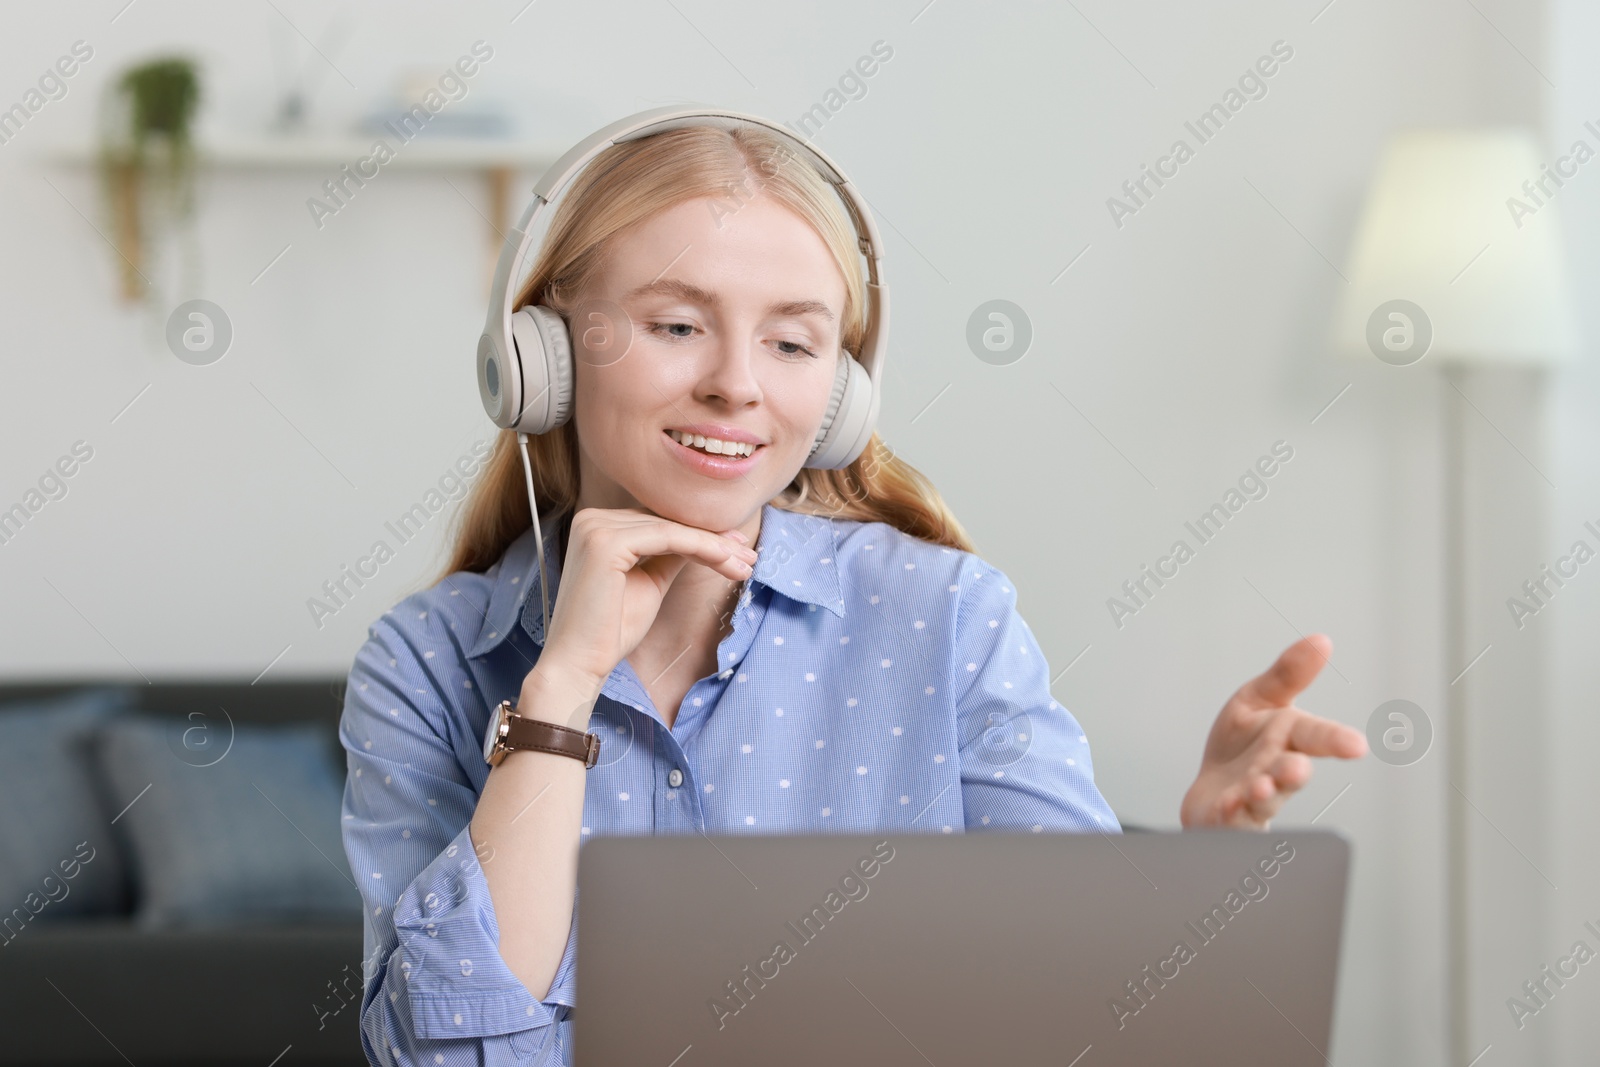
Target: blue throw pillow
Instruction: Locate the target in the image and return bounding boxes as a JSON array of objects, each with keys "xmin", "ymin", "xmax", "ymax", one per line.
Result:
[
  {"xmin": 0, "ymin": 688, "xmax": 134, "ymax": 939},
  {"xmin": 95, "ymin": 716, "xmax": 361, "ymax": 927}
]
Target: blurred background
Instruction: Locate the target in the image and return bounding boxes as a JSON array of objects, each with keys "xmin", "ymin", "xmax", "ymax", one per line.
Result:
[{"xmin": 2, "ymin": 0, "xmax": 1597, "ymax": 1064}]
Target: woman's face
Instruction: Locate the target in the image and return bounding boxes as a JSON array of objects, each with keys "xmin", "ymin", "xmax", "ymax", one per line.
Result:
[{"xmin": 565, "ymin": 191, "xmax": 848, "ymax": 535}]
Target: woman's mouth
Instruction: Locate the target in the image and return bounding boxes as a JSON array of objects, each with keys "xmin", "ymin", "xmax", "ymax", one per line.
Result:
[
  {"xmin": 663, "ymin": 429, "xmax": 765, "ymax": 479},
  {"xmin": 666, "ymin": 429, "xmax": 760, "ymax": 457}
]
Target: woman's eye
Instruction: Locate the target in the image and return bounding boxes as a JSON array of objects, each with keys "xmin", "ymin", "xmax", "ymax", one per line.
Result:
[
  {"xmin": 774, "ymin": 340, "xmax": 818, "ymax": 359},
  {"xmin": 646, "ymin": 322, "xmax": 816, "ymax": 359},
  {"xmin": 648, "ymin": 322, "xmax": 697, "ymax": 340}
]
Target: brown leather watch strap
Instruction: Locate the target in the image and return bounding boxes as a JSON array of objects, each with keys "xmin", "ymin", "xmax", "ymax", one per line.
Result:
[{"xmin": 502, "ymin": 713, "xmax": 600, "ymax": 768}]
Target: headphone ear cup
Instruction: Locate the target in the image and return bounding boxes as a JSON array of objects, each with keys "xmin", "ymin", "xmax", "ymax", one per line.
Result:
[
  {"xmin": 509, "ymin": 306, "xmax": 575, "ymax": 435},
  {"xmin": 805, "ymin": 351, "xmax": 873, "ymax": 470}
]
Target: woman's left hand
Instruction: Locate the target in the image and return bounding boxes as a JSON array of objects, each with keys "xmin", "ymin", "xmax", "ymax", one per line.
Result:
[{"xmin": 1180, "ymin": 634, "xmax": 1367, "ymax": 829}]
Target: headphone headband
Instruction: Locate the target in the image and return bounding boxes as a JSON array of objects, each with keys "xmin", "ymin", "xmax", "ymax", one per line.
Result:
[{"xmin": 477, "ymin": 105, "xmax": 890, "ymax": 469}]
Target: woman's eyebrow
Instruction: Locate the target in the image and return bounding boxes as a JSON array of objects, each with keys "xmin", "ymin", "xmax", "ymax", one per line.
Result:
[{"xmin": 624, "ymin": 277, "xmax": 835, "ymax": 322}]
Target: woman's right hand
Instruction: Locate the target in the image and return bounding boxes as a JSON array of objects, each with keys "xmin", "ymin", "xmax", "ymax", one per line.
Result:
[{"xmin": 528, "ymin": 506, "xmax": 758, "ymax": 700}]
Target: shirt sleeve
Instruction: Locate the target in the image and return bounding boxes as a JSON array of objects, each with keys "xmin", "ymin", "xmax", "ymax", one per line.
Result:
[
  {"xmin": 339, "ymin": 614, "xmax": 580, "ymax": 1065},
  {"xmin": 950, "ymin": 564, "xmax": 1122, "ymax": 835}
]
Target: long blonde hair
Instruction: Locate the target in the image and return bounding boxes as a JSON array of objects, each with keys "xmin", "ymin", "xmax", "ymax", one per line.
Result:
[{"xmin": 436, "ymin": 122, "xmax": 974, "ymax": 582}]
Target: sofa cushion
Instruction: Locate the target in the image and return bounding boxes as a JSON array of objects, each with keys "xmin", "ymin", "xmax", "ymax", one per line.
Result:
[
  {"xmin": 0, "ymin": 687, "xmax": 134, "ymax": 933},
  {"xmin": 96, "ymin": 716, "xmax": 362, "ymax": 926},
  {"xmin": 0, "ymin": 918, "xmax": 366, "ymax": 1064}
]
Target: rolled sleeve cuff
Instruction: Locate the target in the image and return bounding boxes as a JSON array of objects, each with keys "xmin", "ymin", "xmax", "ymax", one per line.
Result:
[
  {"xmin": 542, "ymin": 884, "xmax": 580, "ymax": 1011},
  {"xmin": 391, "ymin": 823, "xmax": 574, "ymax": 1040}
]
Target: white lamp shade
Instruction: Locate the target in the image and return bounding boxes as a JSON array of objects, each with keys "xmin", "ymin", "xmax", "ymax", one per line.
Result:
[{"xmin": 1332, "ymin": 128, "xmax": 1579, "ymax": 366}]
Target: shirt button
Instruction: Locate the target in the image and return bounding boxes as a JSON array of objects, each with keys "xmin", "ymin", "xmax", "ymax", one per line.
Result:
[{"xmin": 668, "ymin": 768, "xmax": 684, "ymax": 787}]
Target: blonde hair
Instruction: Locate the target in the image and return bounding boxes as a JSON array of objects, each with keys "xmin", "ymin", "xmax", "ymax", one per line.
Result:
[{"xmin": 436, "ymin": 122, "xmax": 974, "ymax": 582}]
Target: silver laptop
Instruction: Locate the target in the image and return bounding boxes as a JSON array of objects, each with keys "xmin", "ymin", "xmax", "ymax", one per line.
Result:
[{"xmin": 575, "ymin": 828, "xmax": 1349, "ymax": 1065}]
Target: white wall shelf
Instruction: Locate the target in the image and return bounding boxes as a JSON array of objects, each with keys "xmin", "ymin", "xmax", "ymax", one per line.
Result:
[
  {"xmin": 53, "ymin": 136, "xmax": 561, "ymax": 172},
  {"xmin": 50, "ymin": 136, "xmax": 562, "ymax": 295}
]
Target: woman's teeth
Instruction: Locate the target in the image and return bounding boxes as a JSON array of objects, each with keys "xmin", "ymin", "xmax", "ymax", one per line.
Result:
[{"xmin": 668, "ymin": 429, "xmax": 757, "ymax": 457}]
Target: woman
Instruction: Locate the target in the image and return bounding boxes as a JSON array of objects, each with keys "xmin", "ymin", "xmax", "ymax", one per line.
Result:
[{"xmin": 338, "ymin": 120, "xmax": 1366, "ymax": 1066}]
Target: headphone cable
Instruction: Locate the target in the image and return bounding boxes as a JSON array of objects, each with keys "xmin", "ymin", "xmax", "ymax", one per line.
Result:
[{"xmin": 517, "ymin": 432, "xmax": 552, "ymax": 640}]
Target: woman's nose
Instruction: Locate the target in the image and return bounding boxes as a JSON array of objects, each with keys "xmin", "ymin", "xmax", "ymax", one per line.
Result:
[{"xmin": 696, "ymin": 338, "xmax": 763, "ymax": 406}]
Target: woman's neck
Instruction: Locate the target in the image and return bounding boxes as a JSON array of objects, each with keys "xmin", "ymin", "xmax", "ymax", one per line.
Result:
[
  {"xmin": 608, "ymin": 503, "xmax": 764, "ymax": 699},
  {"xmin": 648, "ymin": 503, "xmax": 762, "ymax": 629}
]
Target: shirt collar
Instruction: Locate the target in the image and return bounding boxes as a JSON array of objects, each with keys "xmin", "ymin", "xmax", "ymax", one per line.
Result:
[
  {"xmin": 465, "ymin": 502, "xmax": 845, "ymax": 660},
  {"xmin": 747, "ymin": 503, "xmax": 846, "ymax": 617},
  {"xmin": 461, "ymin": 511, "xmax": 565, "ymax": 660}
]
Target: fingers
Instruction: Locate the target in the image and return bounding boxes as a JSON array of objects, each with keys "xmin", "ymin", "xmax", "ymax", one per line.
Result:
[
  {"xmin": 634, "ymin": 552, "xmax": 695, "ymax": 589},
  {"xmin": 1224, "ymin": 772, "xmax": 1285, "ymax": 828},
  {"xmin": 1242, "ymin": 749, "xmax": 1323, "ymax": 824},
  {"xmin": 586, "ymin": 513, "xmax": 757, "ymax": 582},
  {"xmin": 1187, "ymin": 713, "xmax": 1355, "ymax": 829},
  {"xmin": 1233, "ymin": 634, "xmax": 1334, "ymax": 712},
  {"xmin": 1202, "ymin": 752, "xmax": 1308, "ymax": 828},
  {"xmin": 1214, "ymin": 779, "xmax": 1278, "ymax": 829},
  {"xmin": 1268, "ymin": 751, "xmax": 1313, "ymax": 793},
  {"xmin": 1285, "ymin": 709, "xmax": 1368, "ymax": 759},
  {"xmin": 1241, "ymin": 782, "xmax": 1285, "ymax": 828}
]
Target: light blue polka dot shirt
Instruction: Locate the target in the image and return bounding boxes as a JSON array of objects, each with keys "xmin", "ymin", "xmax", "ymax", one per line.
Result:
[{"xmin": 338, "ymin": 502, "xmax": 1120, "ymax": 1065}]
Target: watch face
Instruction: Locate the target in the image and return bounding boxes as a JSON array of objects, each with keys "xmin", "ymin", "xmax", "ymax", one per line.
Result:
[{"xmin": 483, "ymin": 701, "xmax": 508, "ymax": 764}]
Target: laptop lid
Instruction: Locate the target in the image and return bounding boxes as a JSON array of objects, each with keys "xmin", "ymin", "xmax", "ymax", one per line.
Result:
[{"xmin": 575, "ymin": 828, "xmax": 1350, "ymax": 1065}]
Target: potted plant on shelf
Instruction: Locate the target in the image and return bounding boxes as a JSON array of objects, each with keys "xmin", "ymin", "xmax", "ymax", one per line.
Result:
[{"xmin": 97, "ymin": 57, "xmax": 201, "ymax": 302}]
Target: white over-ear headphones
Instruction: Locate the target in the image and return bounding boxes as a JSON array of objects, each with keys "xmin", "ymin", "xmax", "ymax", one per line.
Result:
[{"xmin": 474, "ymin": 106, "xmax": 891, "ymax": 636}]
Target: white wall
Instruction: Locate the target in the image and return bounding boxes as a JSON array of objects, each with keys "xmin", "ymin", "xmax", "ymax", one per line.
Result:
[
  {"xmin": 3, "ymin": 1, "xmax": 1589, "ymax": 1062},
  {"xmin": 1546, "ymin": 1, "xmax": 1600, "ymax": 1063}
]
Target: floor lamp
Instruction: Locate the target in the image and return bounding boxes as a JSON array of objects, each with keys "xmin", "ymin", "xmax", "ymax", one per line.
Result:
[{"xmin": 1331, "ymin": 129, "xmax": 1578, "ymax": 1065}]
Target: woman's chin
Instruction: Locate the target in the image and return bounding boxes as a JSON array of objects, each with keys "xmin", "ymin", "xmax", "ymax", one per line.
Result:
[{"xmin": 637, "ymin": 496, "xmax": 760, "ymax": 534}]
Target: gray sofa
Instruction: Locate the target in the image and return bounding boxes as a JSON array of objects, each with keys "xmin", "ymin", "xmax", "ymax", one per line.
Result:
[{"xmin": 0, "ymin": 679, "xmax": 366, "ymax": 1067}]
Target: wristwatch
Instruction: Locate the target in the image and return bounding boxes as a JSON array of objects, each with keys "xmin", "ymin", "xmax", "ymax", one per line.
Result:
[{"xmin": 482, "ymin": 698, "xmax": 600, "ymax": 768}]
